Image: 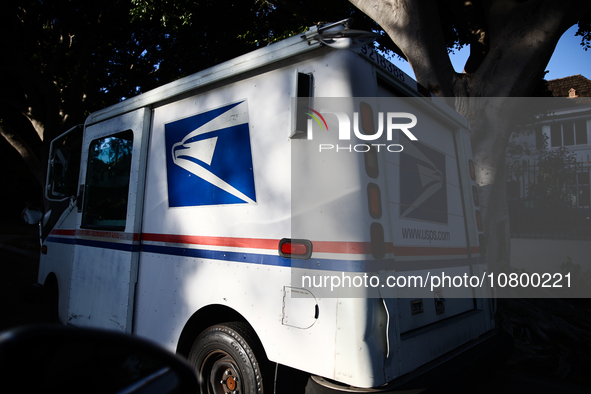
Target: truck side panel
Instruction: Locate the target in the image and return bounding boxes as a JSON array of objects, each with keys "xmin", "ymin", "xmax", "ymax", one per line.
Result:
[{"xmin": 134, "ymin": 52, "xmax": 354, "ymax": 378}]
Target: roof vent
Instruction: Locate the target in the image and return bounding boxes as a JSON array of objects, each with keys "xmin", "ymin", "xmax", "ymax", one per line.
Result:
[{"xmin": 304, "ymin": 18, "xmax": 380, "ymax": 49}]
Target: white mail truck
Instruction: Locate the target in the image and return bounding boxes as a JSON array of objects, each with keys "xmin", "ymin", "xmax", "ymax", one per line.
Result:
[{"xmin": 37, "ymin": 20, "xmax": 505, "ymax": 393}]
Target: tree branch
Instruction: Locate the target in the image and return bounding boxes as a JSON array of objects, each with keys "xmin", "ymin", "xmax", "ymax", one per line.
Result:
[
  {"xmin": 443, "ymin": 0, "xmax": 489, "ymax": 73},
  {"xmin": 473, "ymin": 0, "xmax": 590, "ymax": 97}
]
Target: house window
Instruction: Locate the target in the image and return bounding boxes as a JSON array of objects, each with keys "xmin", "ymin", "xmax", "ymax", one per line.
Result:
[{"xmin": 550, "ymin": 120, "xmax": 588, "ymax": 147}]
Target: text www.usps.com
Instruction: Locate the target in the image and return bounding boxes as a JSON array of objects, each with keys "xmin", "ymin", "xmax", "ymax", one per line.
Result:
[
  {"xmin": 301, "ymin": 271, "xmax": 571, "ymax": 292},
  {"xmin": 401, "ymin": 227, "xmax": 451, "ymax": 242}
]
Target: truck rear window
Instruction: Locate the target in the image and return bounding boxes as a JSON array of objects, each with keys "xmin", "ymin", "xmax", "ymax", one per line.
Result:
[{"xmin": 81, "ymin": 131, "xmax": 133, "ymax": 231}]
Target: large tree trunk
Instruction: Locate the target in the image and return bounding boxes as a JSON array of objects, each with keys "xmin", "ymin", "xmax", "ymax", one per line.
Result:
[{"xmin": 455, "ymin": 97, "xmax": 517, "ymax": 272}]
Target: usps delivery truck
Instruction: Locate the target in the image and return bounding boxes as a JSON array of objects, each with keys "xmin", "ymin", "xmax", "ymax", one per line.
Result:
[{"xmin": 38, "ymin": 20, "xmax": 503, "ymax": 393}]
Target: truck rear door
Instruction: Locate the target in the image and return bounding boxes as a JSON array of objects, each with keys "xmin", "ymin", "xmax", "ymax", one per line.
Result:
[{"xmin": 377, "ymin": 80, "xmax": 476, "ymax": 334}]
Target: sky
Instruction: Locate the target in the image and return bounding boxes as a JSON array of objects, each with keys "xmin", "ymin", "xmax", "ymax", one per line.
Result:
[{"xmin": 390, "ymin": 25, "xmax": 591, "ymax": 82}]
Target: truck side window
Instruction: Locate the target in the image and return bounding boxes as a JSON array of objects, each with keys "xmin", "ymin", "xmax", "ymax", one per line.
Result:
[{"xmin": 81, "ymin": 131, "xmax": 134, "ymax": 231}]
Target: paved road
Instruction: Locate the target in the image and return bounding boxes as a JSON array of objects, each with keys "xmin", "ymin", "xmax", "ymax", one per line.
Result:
[
  {"xmin": 1, "ymin": 245, "xmax": 589, "ymax": 393},
  {"xmin": 0, "ymin": 247, "xmax": 58, "ymax": 332}
]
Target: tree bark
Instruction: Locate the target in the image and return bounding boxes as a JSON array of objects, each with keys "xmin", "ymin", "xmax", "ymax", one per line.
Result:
[
  {"xmin": 456, "ymin": 97, "xmax": 517, "ymax": 271},
  {"xmin": 349, "ymin": 0, "xmax": 457, "ymax": 96},
  {"xmin": 0, "ymin": 119, "xmax": 44, "ymax": 185}
]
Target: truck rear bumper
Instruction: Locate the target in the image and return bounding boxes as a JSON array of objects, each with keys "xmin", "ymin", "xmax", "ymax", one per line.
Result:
[
  {"xmin": 307, "ymin": 329, "xmax": 514, "ymax": 393},
  {"xmin": 393, "ymin": 328, "xmax": 514, "ymax": 392}
]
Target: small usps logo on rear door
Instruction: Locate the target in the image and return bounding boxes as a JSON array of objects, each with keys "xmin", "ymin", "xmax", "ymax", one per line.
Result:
[
  {"xmin": 399, "ymin": 141, "xmax": 448, "ymax": 224},
  {"xmin": 165, "ymin": 100, "xmax": 257, "ymax": 207}
]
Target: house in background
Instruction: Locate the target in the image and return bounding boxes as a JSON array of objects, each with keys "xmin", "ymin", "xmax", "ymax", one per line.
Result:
[
  {"xmin": 541, "ymin": 75, "xmax": 591, "ymax": 157},
  {"xmin": 506, "ymin": 74, "xmax": 591, "ymax": 239}
]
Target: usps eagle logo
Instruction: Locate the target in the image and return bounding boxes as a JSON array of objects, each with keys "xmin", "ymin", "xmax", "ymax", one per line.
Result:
[
  {"xmin": 399, "ymin": 141, "xmax": 448, "ymax": 224},
  {"xmin": 165, "ymin": 101, "xmax": 257, "ymax": 207}
]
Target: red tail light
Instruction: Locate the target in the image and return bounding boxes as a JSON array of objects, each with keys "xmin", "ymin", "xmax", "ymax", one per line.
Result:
[
  {"xmin": 472, "ymin": 185, "xmax": 479, "ymax": 207},
  {"xmin": 360, "ymin": 101, "xmax": 374, "ymax": 134},
  {"xmin": 367, "ymin": 183, "xmax": 382, "ymax": 219},
  {"xmin": 279, "ymin": 239, "xmax": 312, "ymax": 259},
  {"xmin": 475, "ymin": 210, "xmax": 483, "ymax": 232}
]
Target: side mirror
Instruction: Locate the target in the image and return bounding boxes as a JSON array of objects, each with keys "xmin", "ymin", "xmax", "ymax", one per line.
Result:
[
  {"xmin": 22, "ymin": 206, "xmax": 44, "ymax": 225},
  {"xmin": 0, "ymin": 325, "xmax": 199, "ymax": 393}
]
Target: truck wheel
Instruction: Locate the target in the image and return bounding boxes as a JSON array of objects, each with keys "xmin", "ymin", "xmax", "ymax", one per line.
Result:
[{"xmin": 188, "ymin": 322, "xmax": 268, "ymax": 394}]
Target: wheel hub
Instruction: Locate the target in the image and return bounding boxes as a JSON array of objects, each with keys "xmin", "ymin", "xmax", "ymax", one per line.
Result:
[
  {"xmin": 206, "ymin": 354, "xmax": 242, "ymax": 394},
  {"xmin": 224, "ymin": 373, "xmax": 237, "ymax": 391}
]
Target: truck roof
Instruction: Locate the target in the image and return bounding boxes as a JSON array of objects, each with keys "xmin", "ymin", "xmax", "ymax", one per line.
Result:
[{"xmin": 84, "ymin": 20, "xmax": 468, "ymax": 131}]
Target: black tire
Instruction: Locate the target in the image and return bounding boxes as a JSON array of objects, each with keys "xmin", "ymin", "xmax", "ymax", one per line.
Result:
[{"xmin": 188, "ymin": 322, "xmax": 269, "ymax": 394}]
